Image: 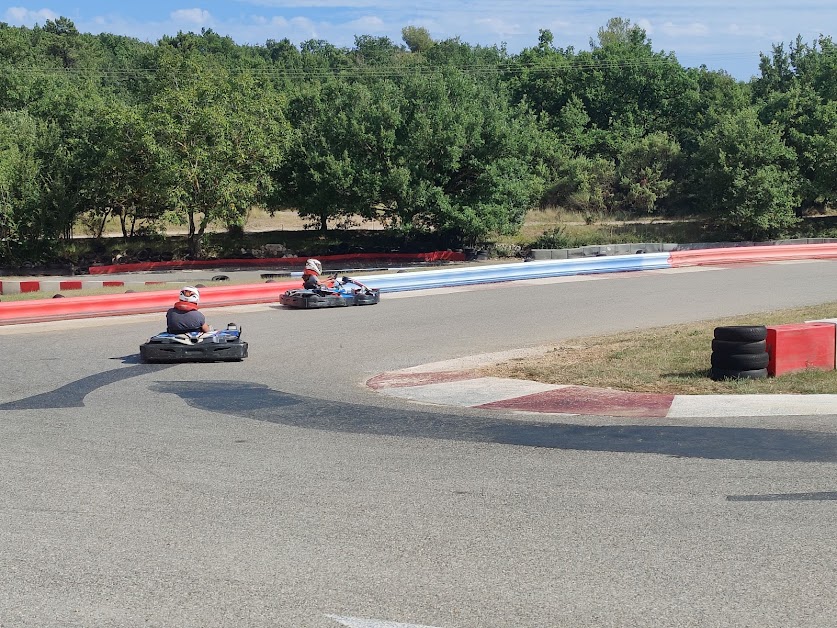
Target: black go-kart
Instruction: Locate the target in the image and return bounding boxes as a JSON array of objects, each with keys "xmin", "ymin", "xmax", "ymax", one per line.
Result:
[
  {"xmin": 139, "ymin": 323, "xmax": 248, "ymax": 363},
  {"xmin": 279, "ymin": 276, "xmax": 380, "ymax": 309}
]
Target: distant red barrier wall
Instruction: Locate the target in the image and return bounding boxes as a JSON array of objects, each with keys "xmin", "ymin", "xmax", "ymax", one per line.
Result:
[
  {"xmin": 669, "ymin": 243, "xmax": 837, "ymax": 267},
  {"xmin": 0, "ymin": 280, "xmax": 299, "ymax": 326},
  {"xmin": 88, "ymin": 251, "xmax": 466, "ymax": 275}
]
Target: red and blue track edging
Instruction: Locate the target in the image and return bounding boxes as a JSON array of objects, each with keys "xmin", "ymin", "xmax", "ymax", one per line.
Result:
[{"xmin": 3, "ymin": 243, "xmax": 837, "ymax": 326}]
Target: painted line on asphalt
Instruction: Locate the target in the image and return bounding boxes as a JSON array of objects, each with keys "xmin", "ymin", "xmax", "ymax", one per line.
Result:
[
  {"xmin": 380, "ymin": 376, "xmax": 565, "ymax": 407},
  {"xmin": 727, "ymin": 491, "xmax": 837, "ymax": 501},
  {"xmin": 326, "ymin": 616, "xmax": 443, "ymax": 628}
]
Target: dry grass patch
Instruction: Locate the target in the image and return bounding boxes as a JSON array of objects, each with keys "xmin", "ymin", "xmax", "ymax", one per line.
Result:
[{"xmin": 481, "ymin": 303, "xmax": 837, "ymax": 395}]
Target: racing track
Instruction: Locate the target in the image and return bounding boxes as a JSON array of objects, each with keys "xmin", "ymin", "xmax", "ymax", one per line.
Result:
[{"xmin": 2, "ymin": 260, "xmax": 837, "ymax": 627}]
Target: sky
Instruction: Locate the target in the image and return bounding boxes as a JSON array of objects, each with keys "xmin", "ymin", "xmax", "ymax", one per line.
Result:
[{"xmin": 3, "ymin": 1, "xmax": 835, "ymax": 80}]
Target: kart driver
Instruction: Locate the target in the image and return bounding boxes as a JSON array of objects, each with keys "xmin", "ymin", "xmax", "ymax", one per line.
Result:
[
  {"xmin": 302, "ymin": 258, "xmax": 330, "ymax": 289},
  {"xmin": 166, "ymin": 286, "xmax": 211, "ymax": 334}
]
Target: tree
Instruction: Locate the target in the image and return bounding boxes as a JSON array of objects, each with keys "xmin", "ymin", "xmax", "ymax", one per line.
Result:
[
  {"xmin": 276, "ymin": 77, "xmax": 398, "ymax": 231},
  {"xmin": 352, "ymin": 35, "xmax": 404, "ymax": 65},
  {"xmin": 75, "ymin": 98, "xmax": 165, "ymax": 238},
  {"xmin": 616, "ymin": 132, "xmax": 681, "ymax": 214},
  {"xmin": 693, "ymin": 108, "xmax": 801, "ymax": 239},
  {"xmin": 146, "ymin": 50, "xmax": 292, "ymax": 256},
  {"xmin": 753, "ymin": 36, "xmax": 837, "ymax": 208},
  {"xmin": 383, "ymin": 69, "xmax": 544, "ymax": 245},
  {"xmin": 0, "ymin": 110, "xmax": 48, "ymax": 260},
  {"xmin": 402, "ymin": 26, "xmax": 434, "ymax": 53}
]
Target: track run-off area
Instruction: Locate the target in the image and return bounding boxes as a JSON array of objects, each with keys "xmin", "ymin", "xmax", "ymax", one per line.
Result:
[{"xmin": 2, "ymin": 259, "xmax": 837, "ymax": 627}]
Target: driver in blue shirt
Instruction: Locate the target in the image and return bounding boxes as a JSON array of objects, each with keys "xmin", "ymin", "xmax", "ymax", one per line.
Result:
[{"xmin": 166, "ymin": 286, "xmax": 211, "ymax": 334}]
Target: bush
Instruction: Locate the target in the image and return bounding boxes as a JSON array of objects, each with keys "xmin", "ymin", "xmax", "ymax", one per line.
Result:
[{"xmin": 531, "ymin": 227, "xmax": 573, "ymax": 249}]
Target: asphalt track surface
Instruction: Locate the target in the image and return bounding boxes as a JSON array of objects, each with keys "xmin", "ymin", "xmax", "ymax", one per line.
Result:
[{"xmin": 2, "ymin": 260, "xmax": 837, "ymax": 627}]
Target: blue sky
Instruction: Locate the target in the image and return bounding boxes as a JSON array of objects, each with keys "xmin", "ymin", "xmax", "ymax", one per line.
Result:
[{"xmin": 3, "ymin": 1, "xmax": 835, "ymax": 80}]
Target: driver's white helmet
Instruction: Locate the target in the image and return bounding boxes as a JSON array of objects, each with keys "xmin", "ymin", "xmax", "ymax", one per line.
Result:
[
  {"xmin": 305, "ymin": 259, "xmax": 322, "ymax": 275},
  {"xmin": 179, "ymin": 286, "xmax": 200, "ymax": 303}
]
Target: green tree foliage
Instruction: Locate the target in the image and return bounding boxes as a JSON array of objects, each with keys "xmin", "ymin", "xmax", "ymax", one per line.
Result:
[
  {"xmin": 1, "ymin": 15, "xmax": 836, "ymax": 263},
  {"xmin": 75, "ymin": 98, "xmax": 165, "ymax": 238},
  {"xmin": 378, "ymin": 69, "xmax": 543, "ymax": 246},
  {"xmin": 616, "ymin": 132, "xmax": 681, "ymax": 214},
  {"xmin": 754, "ymin": 36, "xmax": 837, "ymax": 208},
  {"xmin": 693, "ymin": 108, "xmax": 801, "ymax": 239},
  {"xmin": 145, "ymin": 48, "xmax": 292, "ymax": 256},
  {"xmin": 544, "ymin": 155, "xmax": 616, "ymax": 217},
  {"xmin": 509, "ymin": 20, "xmax": 699, "ymax": 219},
  {"xmin": 0, "ymin": 110, "xmax": 50, "ymax": 259},
  {"xmin": 402, "ymin": 26, "xmax": 435, "ymax": 53},
  {"xmin": 277, "ymin": 77, "xmax": 397, "ymax": 231}
]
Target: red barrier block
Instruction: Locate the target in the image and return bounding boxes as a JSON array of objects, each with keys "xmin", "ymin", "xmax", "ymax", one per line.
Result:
[
  {"xmin": 59, "ymin": 280, "xmax": 83, "ymax": 290},
  {"xmin": 20, "ymin": 281, "xmax": 41, "ymax": 293},
  {"xmin": 766, "ymin": 323, "xmax": 836, "ymax": 376}
]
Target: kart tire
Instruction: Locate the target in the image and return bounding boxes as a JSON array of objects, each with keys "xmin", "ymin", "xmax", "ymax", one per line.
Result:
[
  {"xmin": 710, "ymin": 367, "xmax": 768, "ymax": 381},
  {"xmin": 713, "ymin": 325, "xmax": 767, "ymax": 342},
  {"xmin": 279, "ymin": 290, "xmax": 346, "ymax": 308},
  {"xmin": 354, "ymin": 289, "xmax": 380, "ymax": 305},
  {"xmin": 710, "ymin": 352, "xmax": 769, "ymax": 370},
  {"xmin": 711, "ymin": 339, "xmax": 768, "ymax": 355}
]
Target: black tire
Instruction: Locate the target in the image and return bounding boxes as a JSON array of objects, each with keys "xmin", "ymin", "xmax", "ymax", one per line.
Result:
[
  {"xmin": 711, "ymin": 339, "xmax": 767, "ymax": 354},
  {"xmin": 354, "ymin": 289, "xmax": 380, "ymax": 306},
  {"xmin": 713, "ymin": 325, "xmax": 767, "ymax": 342},
  {"xmin": 710, "ymin": 352, "xmax": 770, "ymax": 370},
  {"xmin": 710, "ymin": 367, "xmax": 768, "ymax": 381}
]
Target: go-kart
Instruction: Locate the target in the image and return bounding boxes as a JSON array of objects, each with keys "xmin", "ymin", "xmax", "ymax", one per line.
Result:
[
  {"xmin": 139, "ymin": 323, "xmax": 248, "ymax": 363},
  {"xmin": 279, "ymin": 275, "xmax": 380, "ymax": 309}
]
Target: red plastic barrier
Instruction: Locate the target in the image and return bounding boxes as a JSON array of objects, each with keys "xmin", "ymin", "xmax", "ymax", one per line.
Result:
[
  {"xmin": 0, "ymin": 280, "xmax": 300, "ymax": 326},
  {"xmin": 766, "ymin": 323, "xmax": 836, "ymax": 377},
  {"xmin": 669, "ymin": 243, "xmax": 837, "ymax": 267},
  {"xmin": 88, "ymin": 251, "xmax": 466, "ymax": 275}
]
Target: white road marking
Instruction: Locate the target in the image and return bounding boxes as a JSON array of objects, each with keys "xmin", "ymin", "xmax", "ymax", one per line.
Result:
[
  {"xmin": 667, "ymin": 394, "xmax": 837, "ymax": 417},
  {"xmin": 326, "ymin": 615, "xmax": 443, "ymax": 628},
  {"xmin": 381, "ymin": 376, "xmax": 564, "ymax": 407}
]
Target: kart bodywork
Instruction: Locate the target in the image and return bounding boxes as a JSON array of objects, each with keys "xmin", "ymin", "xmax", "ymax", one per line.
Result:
[
  {"xmin": 279, "ymin": 277, "xmax": 380, "ymax": 309},
  {"xmin": 139, "ymin": 324, "xmax": 248, "ymax": 362}
]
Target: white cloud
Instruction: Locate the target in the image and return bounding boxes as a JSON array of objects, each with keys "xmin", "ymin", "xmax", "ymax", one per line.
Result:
[
  {"xmin": 474, "ymin": 17, "xmax": 524, "ymax": 37},
  {"xmin": 346, "ymin": 15, "xmax": 386, "ymax": 32},
  {"xmin": 545, "ymin": 19, "xmax": 572, "ymax": 32},
  {"xmin": 237, "ymin": 0, "xmax": 382, "ymax": 7},
  {"xmin": 4, "ymin": 7, "xmax": 59, "ymax": 24},
  {"xmin": 660, "ymin": 22, "xmax": 710, "ymax": 38},
  {"xmin": 726, "ymin": 23, "xmax": 782, "ymax": 39},
  {"xmin": 170, "ymin": 8, "xmax": 212, "ymax": 26}
]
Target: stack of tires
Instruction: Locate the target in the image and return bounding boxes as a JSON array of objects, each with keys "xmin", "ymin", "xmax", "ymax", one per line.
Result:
[{"xmin": 710, "ymin": 325, "xmax": 770, "ymax": 380}]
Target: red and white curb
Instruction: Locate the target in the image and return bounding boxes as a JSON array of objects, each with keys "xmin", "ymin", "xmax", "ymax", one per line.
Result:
[
  {"xmin": 366, "ymin": 349, "xmax": 837, "ymax": 418},
  {"xmin": 0, "ymin": 279, "xmax": 171, "ymax": 295}
]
